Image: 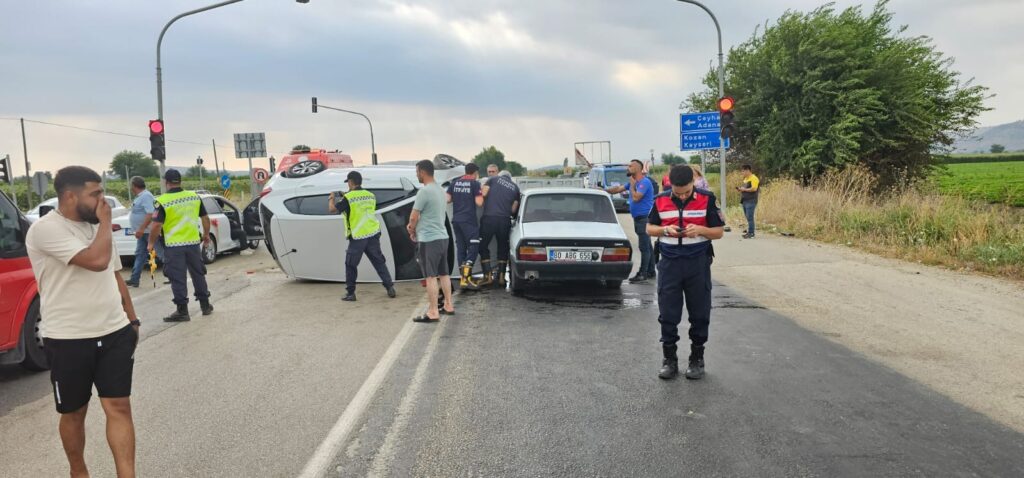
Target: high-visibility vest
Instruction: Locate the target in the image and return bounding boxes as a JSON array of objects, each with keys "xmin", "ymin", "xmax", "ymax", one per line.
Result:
[
  {"xmin": 156, "ymin": 190, "xmax": 201, "ymax": 247},
  {"xmin": 653, "ymin": 190, "xmax": 711, "ymax": 247},
  {"xmin": 343, "ymin": 189, "xmax": 380, "ymax": 240}
]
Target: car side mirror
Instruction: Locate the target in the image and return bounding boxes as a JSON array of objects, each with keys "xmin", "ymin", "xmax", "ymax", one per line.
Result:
[{"xmin": 39, "ymin": 205, "xmax": 54, "ymax": 218}]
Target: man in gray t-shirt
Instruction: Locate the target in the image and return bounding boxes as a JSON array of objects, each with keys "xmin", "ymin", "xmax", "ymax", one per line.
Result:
[{"xmin": 408, "ymin": 160, "xmax": 453, "ymax": 322}]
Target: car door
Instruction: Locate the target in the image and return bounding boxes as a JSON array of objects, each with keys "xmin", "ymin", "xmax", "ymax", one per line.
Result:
[
  {"xmin": 242, "ymin": 198, "xmax": 265, "ymax": 242},
  {"xmin": 0, "ymin": 192, "xmax": 33, "ymax": 350},
  {"xmin": 217, "ymin": 197, "xmax": 247, "ymax": 247}
]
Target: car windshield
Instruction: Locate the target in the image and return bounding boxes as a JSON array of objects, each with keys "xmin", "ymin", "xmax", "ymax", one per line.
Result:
[
  {"xmin": 522, "ymin": 194, "xmax": 617, "ymax": 223},
  {"xmin": 602, "ymin": 169, "xmax": 630, "ymax": 188}
]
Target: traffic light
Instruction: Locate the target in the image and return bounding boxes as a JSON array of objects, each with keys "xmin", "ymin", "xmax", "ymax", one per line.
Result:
[
  {"xmin": 718, "ymin": 96, "xmax": 736, "ymax": 140},
  {"xmin": 311, "ymin": 97, "xmax": 318, "ymax": 113},
  {"xmin": 149, "ymin": 120, "xmax": 166, "ymax": 161},
  {"xmin": 0, "ymin": 156, "xmax": 10, "ymax": 185}
]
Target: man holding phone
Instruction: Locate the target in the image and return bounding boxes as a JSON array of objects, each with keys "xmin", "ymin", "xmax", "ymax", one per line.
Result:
[
  {"xmin": 604, "ymin": 159, "xmax": 655, "ymax": 283},
  {"xmin": 646, "ymin": 165, "xmax": 725, "ymax": 380}
]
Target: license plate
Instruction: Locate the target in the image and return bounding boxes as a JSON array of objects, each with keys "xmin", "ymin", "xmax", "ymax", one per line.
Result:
[
  {"xmin": 548, "ymin": 249, "xmax": 600, "ymax": 262},
  {"xmin": 124, "ymin": 229, "xmax": 134, "ymax": 236}
]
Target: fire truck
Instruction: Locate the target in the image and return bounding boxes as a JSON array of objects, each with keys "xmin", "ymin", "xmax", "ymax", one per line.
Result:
[{"xmin": 276, "ymin": 145, "xmax": 354, "ymax": 177}]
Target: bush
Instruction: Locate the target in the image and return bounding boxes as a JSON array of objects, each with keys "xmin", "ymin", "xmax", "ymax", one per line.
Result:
[
  {"xmin": 936, "ymin": 153, "xmax": 1024, "ymax": 164},
  {"xmin": 743, "ymin": 167, "xmax": 1024, "ymax": 279}
]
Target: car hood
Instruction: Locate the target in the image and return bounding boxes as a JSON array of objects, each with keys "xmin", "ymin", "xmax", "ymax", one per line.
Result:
[{"xmin": 520, "ymin": 221, "xmax": 627, "ymax": 241}]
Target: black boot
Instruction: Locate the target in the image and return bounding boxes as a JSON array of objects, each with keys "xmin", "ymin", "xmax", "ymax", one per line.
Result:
[
  {"xmin": 658, "ymin": 344, "xmax": 679, "ymax": 380},
  {"xmin": 200, "ymin": 300, "xmax": 214, "ymax": 316},
  {"xmin": 685, "ymin": 344, "xmax": 705, "ymax": 380},
  {"xmin": 163, "ymin": 304, "xmax": 191, "ymax": 322}
]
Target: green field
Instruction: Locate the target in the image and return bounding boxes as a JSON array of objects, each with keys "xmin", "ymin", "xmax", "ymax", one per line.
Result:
[{"xmin": 932, "ymin": 161, "xmax": 1024, "ymax": 207}]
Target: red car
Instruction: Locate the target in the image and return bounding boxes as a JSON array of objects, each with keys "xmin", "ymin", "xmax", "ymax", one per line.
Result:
[
  {"xmin": 0, "ymin": 190, "xmax": 46, "ymax": 370},
  {"xmin": 277, "ymin": 146, "xmax": 354, "ymax": 177}
]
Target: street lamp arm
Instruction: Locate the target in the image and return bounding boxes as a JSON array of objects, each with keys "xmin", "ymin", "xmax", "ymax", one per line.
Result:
[
  {"xmin": 157, "ymin": 0, "xmax": 245, "ymax": 74},
  {"xmin": 677, "ymin": 0, "xmax": 722, "ymax": 58},
  {"xmin": 316, "ymin": 103, "xmax": 377, "ymax": 165}
]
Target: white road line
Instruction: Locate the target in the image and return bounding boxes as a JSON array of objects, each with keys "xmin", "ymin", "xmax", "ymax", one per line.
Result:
[
  {"xmin": 297, "ymin": 300, "xmax": 425, "ymax": 478},
  {"xmin": 367, "ymin": 317, "xmax": 446, "ymax": 477}
]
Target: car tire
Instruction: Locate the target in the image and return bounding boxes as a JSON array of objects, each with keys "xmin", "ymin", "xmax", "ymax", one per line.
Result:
[
  {"xmin": 20, "ymin": 299, "xmax": 48, "ymax": 371},
  {"xmin": 605, "ymin": 280, "xmax": 622, "ymax": 289},
  {"xmin": 509, "ymin": 267, "xmax": 524, "ymax": 296},
  {"xmin": 121, "ymin": 256, "xmax": 135, "ymax": 268},
  {"xmin": 286, "ymin": 160, "xmax": 325, "ymax": 178},
  {"xmin": 202, "ymin": 237, "xmax": 218, "ymax": 264},
  {"xmin": 247, "ymin": 240, "xmax": 260, "ymax": 250}
]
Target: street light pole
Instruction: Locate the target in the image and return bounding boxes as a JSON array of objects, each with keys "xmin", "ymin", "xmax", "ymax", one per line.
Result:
[
  {"xmin": 156, "ymin": 0, "xmax": 244, "ymax": 192},
  {"xmin": 156, "ymin": 0, "xmax": 309, "ymax": 192},
  {"xmin": 678, "ymin": 0, "xmax": 728, "ymax": 212},
  {"xmin": 312, "ymin": 98, "xmax": 378, "ymax": 165}
]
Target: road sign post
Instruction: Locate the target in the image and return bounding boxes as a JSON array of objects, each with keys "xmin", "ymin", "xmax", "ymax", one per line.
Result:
[
  {"xmin": 31, "ymin": 171, "xmax": 48, "ymax": 199},
  {"xmin": 234, "ymin": 132, "xmax": 267, "ymax": 200},
  {"xmin": 680, "ymin": 112, "xmax": 731, "ymax": 151}
]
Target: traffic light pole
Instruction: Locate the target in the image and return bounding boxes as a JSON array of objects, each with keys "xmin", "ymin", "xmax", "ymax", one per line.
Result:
[
  {"xmin": 678, "ymin": 0, "xmax": 727, "ymax": 211},
  {"xmin": 156, "ymin": 0, "xmax": 245, "ymax": 193},
  {"xmin": 312, "ymin": 100, "xmax": 378, "ymax": 165}
]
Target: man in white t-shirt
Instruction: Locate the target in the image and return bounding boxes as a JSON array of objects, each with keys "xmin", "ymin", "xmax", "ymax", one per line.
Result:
[{"xmin": 26, "ymin": 166, "xmax": 141, "ymax": 478}]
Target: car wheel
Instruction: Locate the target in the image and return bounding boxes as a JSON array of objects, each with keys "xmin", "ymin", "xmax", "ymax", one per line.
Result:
[
  {"xmin": 509, "ymin": 266, "xmax": 524, "ymax": 296},
  {"xmin": 247, "ymin": 240, "xmax": 260, "ymax": 250},
  {"xmin": 286, "ymin": 160, "xmax": 325, "ymax": 178},
  {"xmin": 605, "ymin": 280, "xmax": 622, "ymax": 289},
  {"xmin": 21, "ymin": 299, "xmax": 48, "ymax": 371},
  {"xmin": 202, "ymin": 237, "xmax": 218, "ymax": 264}
]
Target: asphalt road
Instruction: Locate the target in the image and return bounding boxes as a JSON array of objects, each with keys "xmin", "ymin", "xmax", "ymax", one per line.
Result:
[{"xmin": 2, "ymin": 217, "xmax": 1023, "ymax": 477}]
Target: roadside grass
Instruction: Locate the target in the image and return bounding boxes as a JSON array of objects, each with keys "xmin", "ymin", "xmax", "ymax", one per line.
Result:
[
  {"xmin": 734, "ymin": 168, "xmax": 1024, "ymax": 280},
  {"xmin": 5, "ymin": 177, "xmax": 253, "ymax": 211},
  {"xmin": 930, "ymin": 161, "xmax": 1024, "ymax": 207}
]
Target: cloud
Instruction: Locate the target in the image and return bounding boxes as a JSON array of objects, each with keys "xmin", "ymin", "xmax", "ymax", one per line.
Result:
[{"xmin": 612, "ymin": 61, "xmax": 687, "ymax": 96}]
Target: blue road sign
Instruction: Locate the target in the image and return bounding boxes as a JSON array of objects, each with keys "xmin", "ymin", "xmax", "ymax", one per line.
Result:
[
  {"xmin": 680, "ymin": 112, "xmax": 721, "ymax": 133},
  {"xmin": 220, "ymin": 174, "xmax": 232, "ymax": 190},
  {"xmin": 681, "ymin": 131, "xmax": 730, "ymax": 151},
  {"xmin": 680, "ymin": 111, "xmax": 730, "ymax": 151}
]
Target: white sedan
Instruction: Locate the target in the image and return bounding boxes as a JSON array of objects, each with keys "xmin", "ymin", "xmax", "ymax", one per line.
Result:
[
  {"xmin": 508, "ymin": 188, "xmax": 633, "ymax": 295},
  {"xmin": 113, "ymin": 193, "xmax": 256, "ymax": 265},
  {"xmin": 25, "ymin": 196, "xmax": 128, "ymax": 222}
]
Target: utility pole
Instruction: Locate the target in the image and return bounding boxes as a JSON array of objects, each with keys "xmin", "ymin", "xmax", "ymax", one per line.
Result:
[
  {"xmin": 20, "ymin": 118, "xmax": 32, "ymax": 209},
  {"xmin": 212, "ymin": 139, "xmax": 221, "ymax": 176},
  {"xmin": 3, "ymin": 155, "xmax": 17, "ymax": 210}
]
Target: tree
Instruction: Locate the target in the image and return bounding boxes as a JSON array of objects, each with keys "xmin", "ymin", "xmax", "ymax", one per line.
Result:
[
  {"xmin": 689, "ymin": 155, "xmax": 702, "ymax": 165},
  {"xmin": 684, "ymin": 1, "xmax": 988, "ymax": 186},
  {"xmin": 110, "ymin": 150, "xmax": 159, "ymax": 179},
  {"xmin": 506, "ymin": 161, "xmax": 526, "ymax": 176},
  {"xmin": 186, "ymin": 165, "xmax": 210, "ymax": 178},
  {"xmin": 991, "ymin": 144, "xmax": 1006, "ymax": 154},
  {"xmin": 660, "ymin": 153, "xmax": 687, "ymax": 166},
  {"xmin": 472, "ymin": 146, "xmax": 506, "ymax": 171}
]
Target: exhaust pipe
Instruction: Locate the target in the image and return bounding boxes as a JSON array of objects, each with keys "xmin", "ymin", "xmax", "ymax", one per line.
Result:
[{"xmin": 525, "ymin": 271, "xmax": 539, "ymax": 281}]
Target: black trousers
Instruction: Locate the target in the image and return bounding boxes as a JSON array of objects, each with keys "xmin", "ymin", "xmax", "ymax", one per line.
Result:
[
  {"xmin": 478, "ymin": 215, "xmax": 512, "ymax": 263},
  {"xmin": 346, "ymin": 234, "xmax": 394, "ymax": 294},
  {"xmin": 164, "ymin": 245, "xmax": 210, "ymax": 305},
  {"xmin": 656, "ymin": 252, "xmax": 711, "ymax": 347}
]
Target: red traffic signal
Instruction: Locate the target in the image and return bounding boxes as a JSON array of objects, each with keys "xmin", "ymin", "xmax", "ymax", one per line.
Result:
[
  {"xmin": 717, "ymin": 96, "xmax": 735, "ymax": 112},
  {"xmin": 149, "ymin": 119, "xmax": 164, "ymax": 134}
]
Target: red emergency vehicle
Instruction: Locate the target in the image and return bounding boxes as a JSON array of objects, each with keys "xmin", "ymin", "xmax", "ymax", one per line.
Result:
[
  {"xmin": 276, "ymin": 146, "xmax": 354, "ymax": 175},
  {"xmin": 0, "ymin": 190, "xmax": 46, "ymax": 370}
]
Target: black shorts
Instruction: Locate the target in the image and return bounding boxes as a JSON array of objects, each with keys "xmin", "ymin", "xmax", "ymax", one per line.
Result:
[{"xmin": 44, "ymin": 325, "xmax": 137, "ymax": 414}]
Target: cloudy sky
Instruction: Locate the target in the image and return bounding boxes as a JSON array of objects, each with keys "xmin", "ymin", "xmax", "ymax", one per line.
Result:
[{"xmin": 1, "ymin": 0, "xmax": 1020, "ymax": 175}]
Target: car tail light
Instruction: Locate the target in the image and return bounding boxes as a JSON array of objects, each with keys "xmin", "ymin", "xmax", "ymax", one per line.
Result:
[
  {"xmin": 601, "ymin": 247, "xmax": 631, "ymax": 262},
  {"xmin": 112, "ymin": 224, "xmax": 122, "ymax": 232},
  {"xmin": 517, "ymin": 246, "xmax": 547, "ymax": 262}
]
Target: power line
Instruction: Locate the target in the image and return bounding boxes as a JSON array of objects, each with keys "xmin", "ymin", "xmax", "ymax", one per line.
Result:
[{"xmin": 0, "ymin": 117, "xmax": 223, "ymax": 147}]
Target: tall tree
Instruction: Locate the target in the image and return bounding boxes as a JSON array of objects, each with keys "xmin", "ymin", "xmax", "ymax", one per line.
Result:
[
  {"xmin": 110, "ymin": 150, "xmax": 159, "ymax": 179},
  {"xmin": 472, "ymin": 146, "xmax": 507, "ymax": 171},
  {"xmin": 684, "ymin": 1, "xmax": 988, "ymax": 185},
  {"xmin": 990, "ymin": 144, "xmax": 1006, "ymax": 154}
]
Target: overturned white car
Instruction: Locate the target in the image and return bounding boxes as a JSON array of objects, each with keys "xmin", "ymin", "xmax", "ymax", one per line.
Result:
[{"xmin": 251, "ymin": 156, "xmax": 466, "ymax": 282}]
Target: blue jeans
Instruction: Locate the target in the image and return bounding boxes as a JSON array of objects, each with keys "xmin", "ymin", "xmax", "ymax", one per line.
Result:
[
  {"xmin": 633, "ymin": 216, "xmax": 654, "ymax": 276},
  {"xmin": 130, "ymin": 234, "xmax": 164, "ymax": 284},
  {"xmin": 742, "ymin": 201, "xmax": 757, "ymax": 235}
]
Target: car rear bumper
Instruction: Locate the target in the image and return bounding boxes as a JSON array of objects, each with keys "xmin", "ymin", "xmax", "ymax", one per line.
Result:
[{"xmin": 510, "ymin": 260, "xmax": 632, "ymax": 282}]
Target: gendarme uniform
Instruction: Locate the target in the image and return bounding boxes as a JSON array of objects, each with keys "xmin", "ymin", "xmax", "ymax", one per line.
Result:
[
  {"xmin": 334, "ymin": 173, "xmax": 395, "ymax": 301},
  {"xmin": 153, "ymin": 172, "xmax": 212, "ymax": 322},
  {"xmin": 648, "ymin": 187, "xmax": 724, "ymax": 379}
]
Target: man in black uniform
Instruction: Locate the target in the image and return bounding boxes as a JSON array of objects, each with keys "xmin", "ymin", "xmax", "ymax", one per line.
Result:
[
  {"xmin": 477, "ymin": 170, "xmax": 521, "ymax": 287},
  {"xmin": 646, "ymin": 166, "xmax": 724, "ymax": 380}
]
